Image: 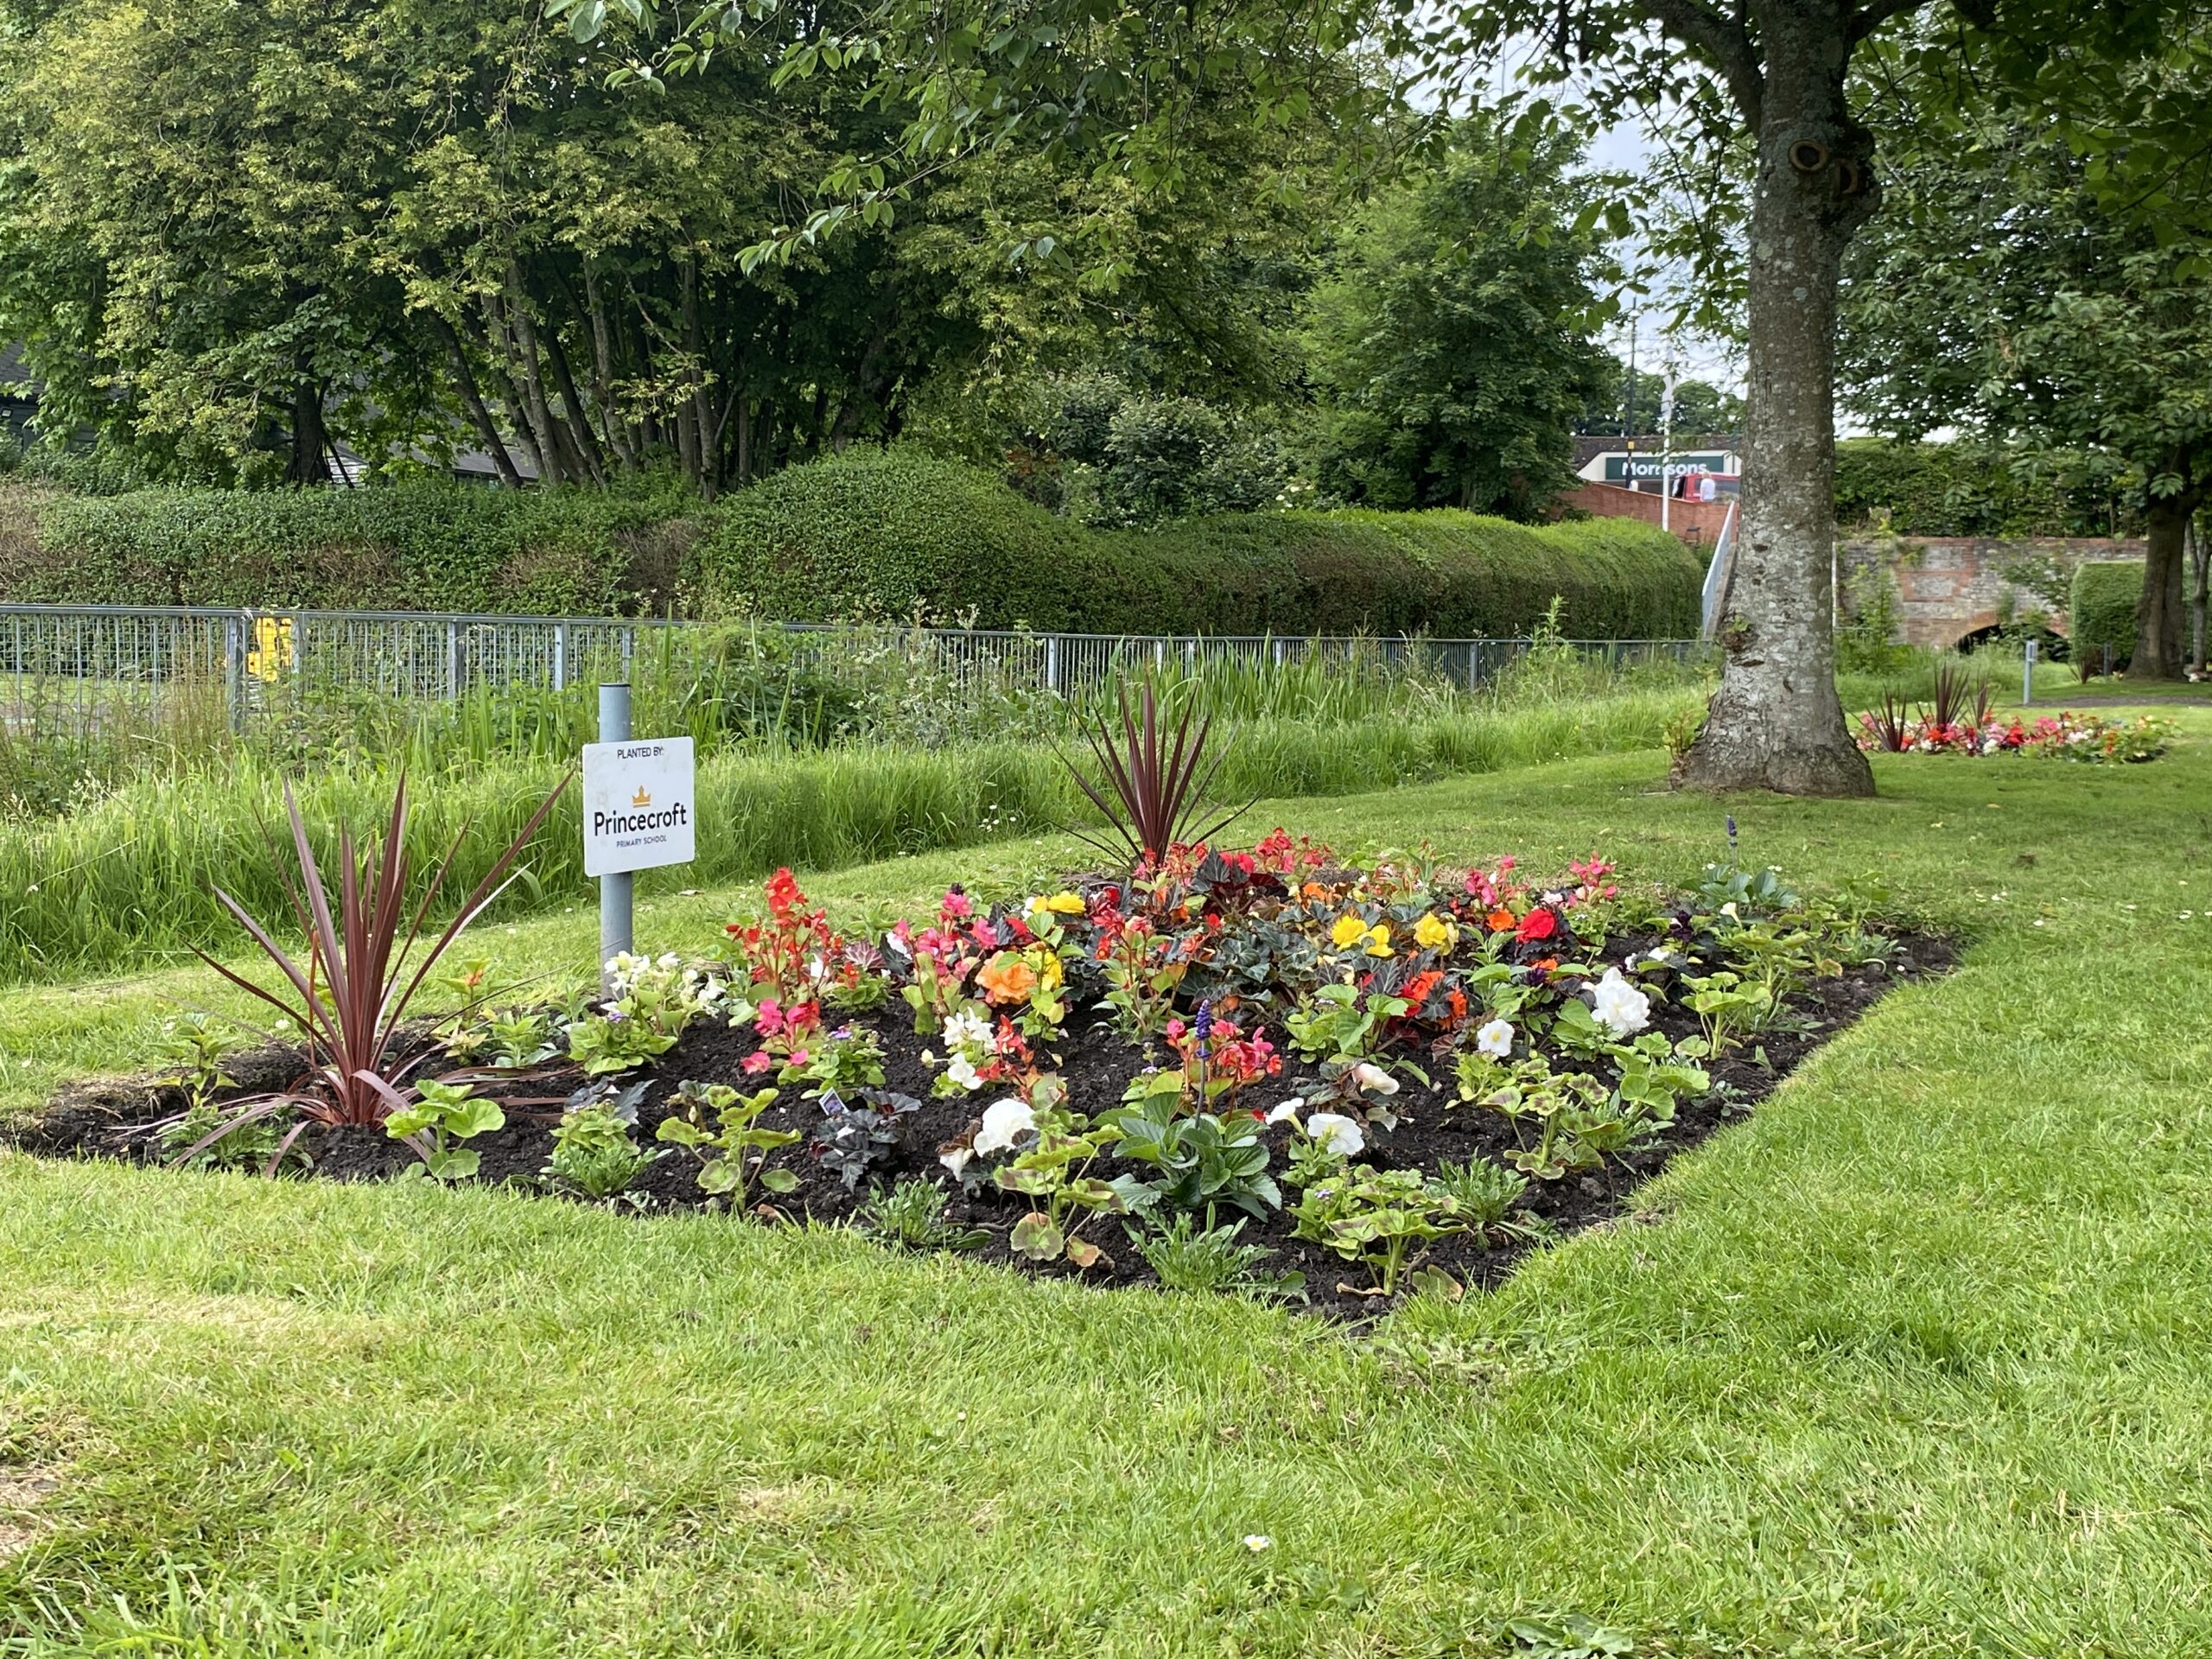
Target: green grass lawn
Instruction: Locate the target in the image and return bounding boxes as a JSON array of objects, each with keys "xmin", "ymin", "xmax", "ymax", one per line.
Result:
[{"xmin": 3, "ymin": 710, "xmax": 2211, "ymax": 1656}]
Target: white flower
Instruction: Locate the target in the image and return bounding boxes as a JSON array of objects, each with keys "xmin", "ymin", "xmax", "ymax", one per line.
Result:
[
  {"xmin": 1475, "ymin": 1018, "xmax": 1514, "ymax": 1058},
  {"xmin": 1591, "ymin": 967, "xmax": 1651, "ymax": 1038},
  {"xmin": 945, "ymin": 1053, "xmax": 983, "ymax": 1092},
  {"xmin": 1305, "ymin": 1112, "xmax": 1365, "ymax": 1156},
  {"xmin": 1350, "ymin": 1062, "xmax": 1399, "ymax": 1096},
  {"xmin": 1265, "ymin": 1101, "xmax": 1303, "ymax": 1124},
  {"xmin": 944, "ymin": 1008, "xmax": 992, "ymax": 1050},
  {"xmin": 1243, "ymin": 1535, "xmax": 1273, "ymax": 1552},
  {"xmin": 974, "ymin": 1097, "xmax": 1037, "ymax": 1156},
  {"xmin": 938, "ymin": 1146, "xmax": 974, "ymax": 1179}
]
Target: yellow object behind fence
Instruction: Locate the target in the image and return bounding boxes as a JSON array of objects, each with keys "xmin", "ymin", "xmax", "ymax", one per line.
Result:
[{"xmin": 246, "ymin": 615, "xmax": 295, "ymax": 683}]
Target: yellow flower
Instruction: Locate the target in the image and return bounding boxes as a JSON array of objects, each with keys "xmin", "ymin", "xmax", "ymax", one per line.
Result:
[
  {"xmin": 1039, "ymin": 952, "xmax": 1065, "ymax": 990},
  {"xmin": 1363, "ymin": 922, "xmax": 1394, "ymax": 958},
  {"xmin": 1044, "ymin": 890, "xmax": 1086, "ymax": 915},
  {"xmin": 1413, "ymin": 912, "xmax": 1457, "ymax": 951},
  {"xmin": 1331, "ymin": 913, "xmax": 1370, "ymax": 949}
]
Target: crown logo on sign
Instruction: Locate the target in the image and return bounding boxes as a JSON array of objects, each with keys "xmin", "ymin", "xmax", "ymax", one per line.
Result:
[{"xmin": 632, "ymin": 786, "xmax": 652, "ymax": 807}]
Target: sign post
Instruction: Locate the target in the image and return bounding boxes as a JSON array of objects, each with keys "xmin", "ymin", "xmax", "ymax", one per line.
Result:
[
  {"xmin": 584, "ymin": 683, "xmax": 696, "ymax": 990},
  {"xmin": 2023, "ymin": 638, "xmax": 2037, "ymax": 708}
]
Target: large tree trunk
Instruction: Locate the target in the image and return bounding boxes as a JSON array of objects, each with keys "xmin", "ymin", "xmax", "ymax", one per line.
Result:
[
  {"xmin": 1675, "ymin": 14, "xmax": 1874, "ymax": 798},
  {"xmin": 2128, "ymin": 488, "xmax": 2194, "ymax": 680},
  {"xmin": 426, "ymin": 311, "xmax": 524, "ymax": 487},
  {"xmin": 285, "ymin": 379, "xmax": 328, "ymax": 486},
  {"xmin": 2190, "ymin": 510, "xmax": 2208, "ymax": 675}
]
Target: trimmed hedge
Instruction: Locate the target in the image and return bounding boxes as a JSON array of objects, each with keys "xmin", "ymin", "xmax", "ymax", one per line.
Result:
[
  {"xmin": 687, "ymin": 449, "xmax": 1705, "ymax": 638},
  {"xmin": 3, "ymin": 449, "xmax": 1707, "ymax": 637},
  {"xmin": 5, "ymin": 480, "xmax": 702, "ymax": 614},
  {"xmin": 2069, "ymin": 561, "xmax": 2139, "ymax": 671}
]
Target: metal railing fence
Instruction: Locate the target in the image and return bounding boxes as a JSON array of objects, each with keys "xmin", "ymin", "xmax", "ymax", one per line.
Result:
[{"xmin": 1, "ymin": 603, "xmax": 1710, "ymax": 738}]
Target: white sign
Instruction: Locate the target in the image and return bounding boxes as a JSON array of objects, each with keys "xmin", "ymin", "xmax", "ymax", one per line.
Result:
[{"xmin": 582, "ymin": 737, "xmax": 696, "ymax": 877}]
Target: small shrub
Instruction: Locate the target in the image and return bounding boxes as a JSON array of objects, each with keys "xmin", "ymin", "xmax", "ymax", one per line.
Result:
[
  {"xmin": 543, "ymin": 1081, "xmax": 658, "ymax": 1200},
  {"xmin": 2069, "ymin": 560, "xmax": 2140, "ymax": 675}
]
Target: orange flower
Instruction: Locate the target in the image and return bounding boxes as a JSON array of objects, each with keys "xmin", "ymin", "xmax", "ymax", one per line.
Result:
[
  {"xmin": 1485, "ymin": 907, "xmax": 1516, "ymax": 932},
  {"xmin": 976, "ymin": 953, "xmax": 1039, "ymax": 1005}
]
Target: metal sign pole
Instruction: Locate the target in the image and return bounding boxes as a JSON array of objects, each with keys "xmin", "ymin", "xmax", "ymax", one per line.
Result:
[
  {"xmin": 598, "ymin": 682, "xmax": 632, "ymax": 991},
  {"xmin": 2023, "ymin": 638, "xmax": 2037, "ymax": 708}
]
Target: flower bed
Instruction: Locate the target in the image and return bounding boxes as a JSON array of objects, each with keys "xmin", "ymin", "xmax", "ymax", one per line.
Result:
[
  {"xmin": 1857, "ymin": 705, "xmax": 2176, "ymax": 761},
  {"xmin": 30, "ymin": 840, "xmax": 1944, "ymax": 1316}
]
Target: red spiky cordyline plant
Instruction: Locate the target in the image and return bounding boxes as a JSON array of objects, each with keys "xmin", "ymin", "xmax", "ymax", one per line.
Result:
[
  {"xmin": 178, "ymin": 772, "xmax": 570, "ymax": 1173},
  {"xmin": 1923, "ymin": 658, "xmax": 1969, "ymax": 732},
  {"xmin": 1065, "ymin": 683, "xmax": 1248, "ymax": 867},
  {"xmin": 1862, "ymin": 688, "xmax": 1911, "ymax": 753}
]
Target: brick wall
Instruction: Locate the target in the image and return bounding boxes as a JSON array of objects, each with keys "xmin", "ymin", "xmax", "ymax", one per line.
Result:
[
  {"xmin": 1556, "ymin": 481, "xmax": 1735, "ymax": 547},
  {"xmin": 1838, "ymin": 534, "xmax": 2145, "ymax": 648}
]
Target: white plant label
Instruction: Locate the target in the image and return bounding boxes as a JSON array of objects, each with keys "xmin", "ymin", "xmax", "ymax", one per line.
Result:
[{"xmin": 582, "ymin": 736, "xmax": 696, "ymax": 877}]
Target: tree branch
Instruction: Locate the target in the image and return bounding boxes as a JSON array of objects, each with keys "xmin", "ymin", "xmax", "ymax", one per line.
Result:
[
  {"xmin": 1848, "ymin": 0, "xmax": 1933, "ymax": 48},
  {"xmin": 1625, "ymin": 0, "xmax": 1764, "ymax": 125}
]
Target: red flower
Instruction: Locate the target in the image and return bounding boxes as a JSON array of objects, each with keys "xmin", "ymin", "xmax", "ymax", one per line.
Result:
[{"xmin": 1516, "ymin": 907, "xmax": 1558, "ymax": 944}]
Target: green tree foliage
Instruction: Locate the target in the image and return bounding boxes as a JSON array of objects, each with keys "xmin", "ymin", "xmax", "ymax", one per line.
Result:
[
  {"xmin": 1838, "ymin": 79, "xmax": 2212, "ymax": 677},
  {"xmin": 1299, "ymin": 118, "xmax": 1612, "ymax": 517},
  {"xmin": 1578, "ymin": 365, "xmax": 1743, "ymax": 437},
  {"xmin": 0, "ymin": 0, "xmax": 1324, "ymax": 493},
  {"xmin": 1008, "ymin": 374, "xmax": 1295, "ymax": 529},
  {"xmin": 1833, "ymin": 439, "xmax": 2135, "ymax": 538}
]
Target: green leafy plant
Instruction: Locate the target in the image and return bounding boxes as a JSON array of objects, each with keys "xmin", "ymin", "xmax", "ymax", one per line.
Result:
[
  {"xmin": 385, "ymin": 1078, "xmax": 506, "ymax": 1182},
  {"xmin": 1290, "ymin": 1166, "xmax": 1465, "ymax": 1296},
  {"xmin": 1679, "ymin": 971, "xmax": 1775, "ymax": 1058},
  {"xmin": 1285, "ymin": 980, "xmax": 1408, "ymax": 1063},
  {"xmin": 785, "ymin": 1025, "xmax": 887, "ymax": 1101},
  {"xmin": 543, "ymin": 1080, "xmax": 658, "ymax": 1200},
  {"xmin": 485, "ymin": 1007, "xmax": 562, "ymax": 1068},
  {"xmin": 150, "ymin": 1014, "xmax": 282, "ymax": 1173},
  {"xmin": 1456, "ymin": 1055, "xmax": 1613, "ymax": 1180},
  {"xmin": 857, "ymin": 1178, "xmax": 989, "ymax": 1252},
  {"xmin": 988, "ymin": 1084, "xmax": 1135, "ymax": 1268},
  {"xmin": 569, "ymin": 951, "xmax": 723, "ymax": 1076},
  {"xmin": 655, "ymin": 1080, "xmax": 801, "ymax": 1206},
  {"xmin": 177, "ymin": 771, "xmax": 568, "ymax": 1173},
  {"xmin": 1105, "ymin": 1092, "xmax": 1281, "ymax": 1222},
  {"xmin": 1693, "ymin": 862, "xmax": 1801, "ymax": 920},
  {"xmin": 1429, "ymin": 1157, "xmax": 1529, "ymax": 1232}
]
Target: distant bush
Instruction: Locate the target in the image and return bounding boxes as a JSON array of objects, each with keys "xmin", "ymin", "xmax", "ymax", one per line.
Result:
[
  {"xmin": 690, "ymin": 448, "xmax": 1704, "ymax": 638},
  {"xmin": 9, "ymin": 479, "xmax": 703, "ymax": 613},
  {"xmin": 2069, "ymin": 561, "xmax": 2139, "ymax": 671}
]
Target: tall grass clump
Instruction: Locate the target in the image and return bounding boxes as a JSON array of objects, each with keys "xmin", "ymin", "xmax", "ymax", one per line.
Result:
[{"xmin": 1, "ymin": 688, "xmax": 1703, "ymax": 982}]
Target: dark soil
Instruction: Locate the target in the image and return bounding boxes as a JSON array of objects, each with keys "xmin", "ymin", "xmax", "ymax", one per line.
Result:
[{"xmin": 16, "ymin": 937, "xmax": 1953, "ymax": 1319}]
